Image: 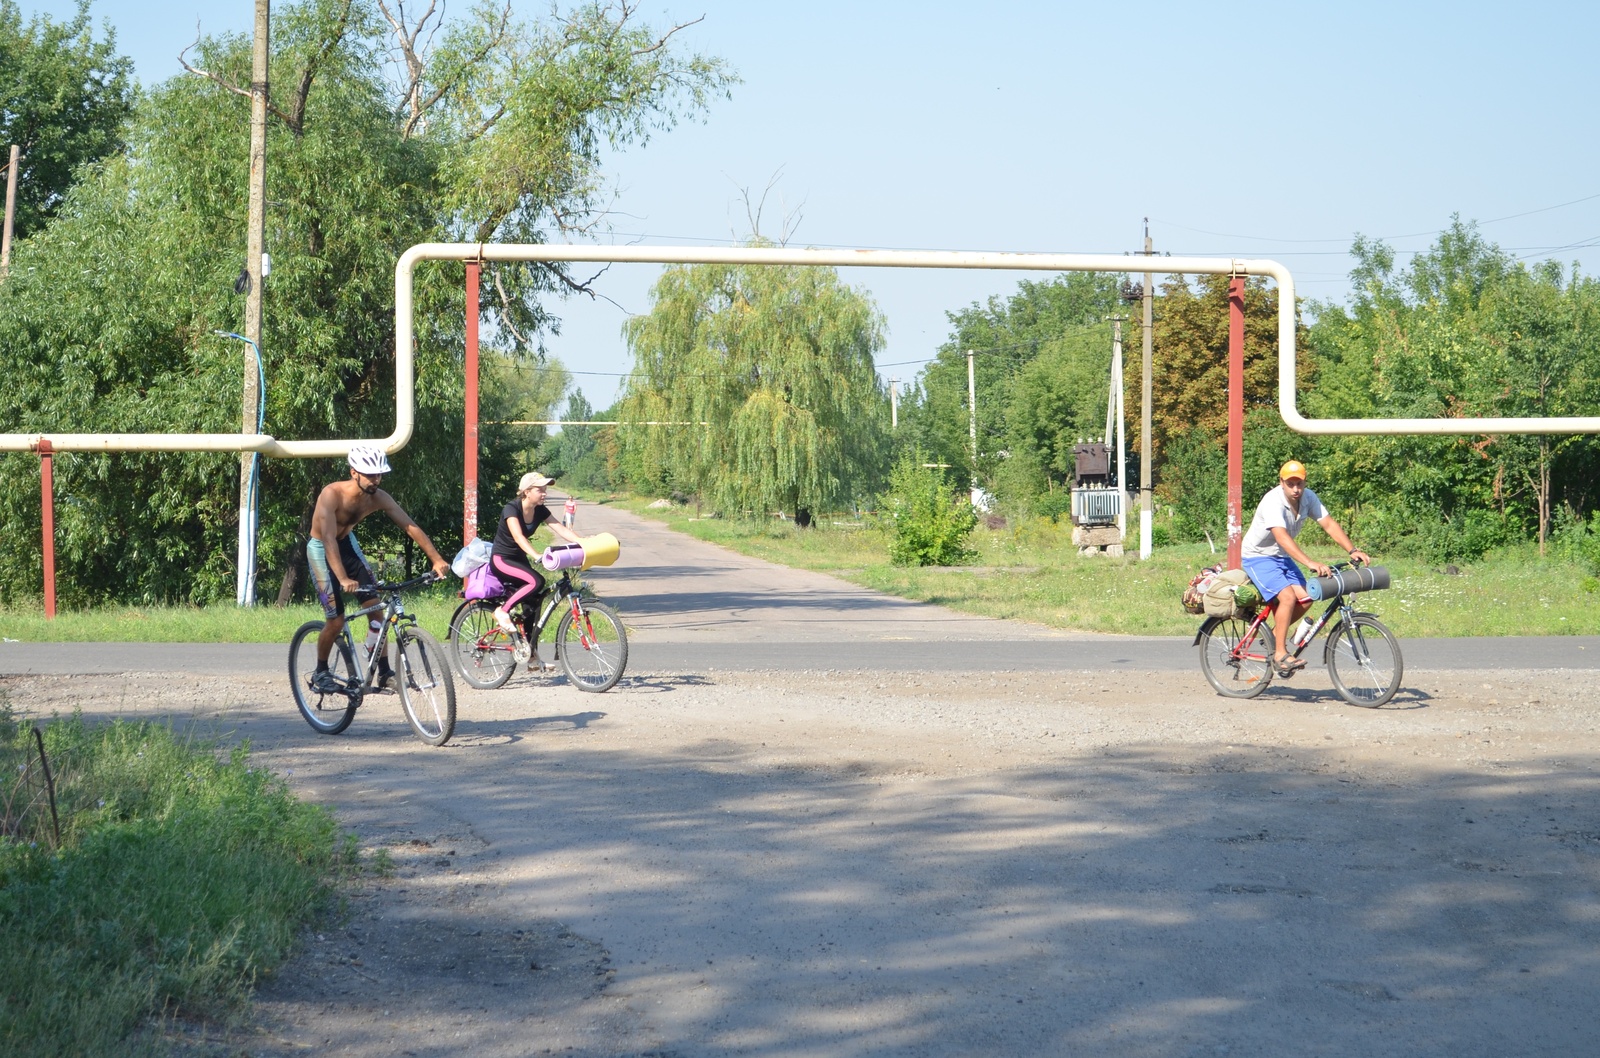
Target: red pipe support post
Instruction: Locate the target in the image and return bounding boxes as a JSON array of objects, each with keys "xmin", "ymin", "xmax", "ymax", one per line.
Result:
[
  {"xmin": 35, "ymin": 438, "xmax": 55, "ymax": 618},
  {"xmin": 1227, "ymin": 276, "xmax": 1246, "ymax": 570},
  {"xmin": 464, "ymin": 261, "xmax": 480, "ymax": 549}
]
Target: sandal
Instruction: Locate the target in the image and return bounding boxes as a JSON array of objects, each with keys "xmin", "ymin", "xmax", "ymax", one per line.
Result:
[{"xmin": 1274, "ymin": 654, "xmax": 1307, "ymax": 677}]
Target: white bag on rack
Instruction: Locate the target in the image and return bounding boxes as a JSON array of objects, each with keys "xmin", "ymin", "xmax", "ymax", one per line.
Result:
[{"xmin": 450, "ymin": 537, "xmax": 493, "ymax": 577}]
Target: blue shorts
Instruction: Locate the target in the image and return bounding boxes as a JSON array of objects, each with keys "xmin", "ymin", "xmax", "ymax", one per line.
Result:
[{"xmin": 1241, "ymin": 555, "xmax": 1308, "ymax": 604}]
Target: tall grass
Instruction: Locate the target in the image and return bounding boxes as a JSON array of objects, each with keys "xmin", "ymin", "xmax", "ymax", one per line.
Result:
[
  {"xmin": 0, "ymin": 703, "xmax": 358, "ymax": 1056},
  {"xmin": 615, "ymin": 499, "xmax": 1600, "ymax": 638}
]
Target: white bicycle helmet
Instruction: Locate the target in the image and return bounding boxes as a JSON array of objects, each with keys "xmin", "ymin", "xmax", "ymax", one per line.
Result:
[{"xmin": 347, "ymin": 444, "xmax": 392, "ymax": 475}]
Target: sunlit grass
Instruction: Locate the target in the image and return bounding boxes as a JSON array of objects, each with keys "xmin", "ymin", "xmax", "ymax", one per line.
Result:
[
  {"xmin": 614, "ymin": 498, "xmax": 1600, "ymax": 638},
  {"xmin": 0, "ymin": 585, "xmax": 464, "ymax": 644},
  {"xmin": 4, "ymin": 505, "xmax": 1594, "ymax": 641}
]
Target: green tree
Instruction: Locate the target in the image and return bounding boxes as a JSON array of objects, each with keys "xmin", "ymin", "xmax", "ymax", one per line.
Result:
[
  {"xmin": 0, "ymin": 0, "xmax": 731, "ymax": 604},
  {"xmin": 0, "ymin": 0, "xmax": 133, "ymax": 240},
  {"xmin": 617, "ymin": 249, "xmax": 889, "ymax": 521},
  {"xmin": 1306, "ymin": 220, "xmax": 1600, "ymax": 560},
  {"xmin": 899, "ymin": 272, "xmax": 1125, "ymax": 508},
  {"xmin": 538, "ymin": 387, "xmax": 607, "ymax": 489}
]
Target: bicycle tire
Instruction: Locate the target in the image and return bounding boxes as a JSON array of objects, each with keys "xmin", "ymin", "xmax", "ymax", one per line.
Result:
[
  {"xmin": 555, "ymin": 598, "xmax": 628, "ymax": 693},
  {"xmin": 289, "ymin": 620, "xmax": 360, "ymax": 734},
  {"xmin": 1325, "ymin": 614, "xmax": 1403, "ymax": 707},
  {"xmin": 1198, "ymin": 614, "xmax": 1274, "ymax": 699},
  {"xmin": 396, "ymin": 626, "xmax": 457, "ymax": 745},
  {"xmin": 448, "ymin": 599, "xmax": 516, "ymax": 689}
]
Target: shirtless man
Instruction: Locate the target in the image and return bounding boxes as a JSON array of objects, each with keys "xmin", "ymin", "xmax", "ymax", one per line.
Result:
[{"xmin": 306, "ymin": 444, "xmax": 452, "ymax": 693}]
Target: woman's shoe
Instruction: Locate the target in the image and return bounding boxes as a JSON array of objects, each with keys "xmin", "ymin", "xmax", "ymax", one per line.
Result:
[{"xmin": 492, "ymin": 607, "xmax": 516, "ymax": 635}]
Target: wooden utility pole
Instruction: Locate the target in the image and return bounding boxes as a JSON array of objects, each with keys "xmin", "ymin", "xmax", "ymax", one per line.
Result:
[
  {"xmin": 1140, "ymin": 219, "xmax": 1154, "ymax": 559},
  {"xmin": 237, "ymin": 0, "xmax": 269, "ymax": 605},
  {"xmin": 1, "ymin": 145, "xmax": 19, "ymax": 275}
]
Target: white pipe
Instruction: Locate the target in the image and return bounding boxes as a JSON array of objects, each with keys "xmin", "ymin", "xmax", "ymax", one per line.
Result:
[{"xmin": 4, "ymin": 245, "xmax": 1596, "ymax": 455}]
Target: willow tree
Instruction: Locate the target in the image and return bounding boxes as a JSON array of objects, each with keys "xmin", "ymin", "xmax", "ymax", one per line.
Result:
[{"xmin": 618, "ymin": 254, "xmax": 890, "ymax": 521}]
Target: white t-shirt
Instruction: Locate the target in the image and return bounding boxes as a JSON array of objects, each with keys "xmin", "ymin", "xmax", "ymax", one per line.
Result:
[{"xmin": 1240, "ymin": 484, "xmax": 1327, "ymax": 560}]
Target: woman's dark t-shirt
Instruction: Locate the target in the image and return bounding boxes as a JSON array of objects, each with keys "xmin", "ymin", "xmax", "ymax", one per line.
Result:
[{"xmin": 492, "ymin": 501, "xmax": 553, "ymax": 559}]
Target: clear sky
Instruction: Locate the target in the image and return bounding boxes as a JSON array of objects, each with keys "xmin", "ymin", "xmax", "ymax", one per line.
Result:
[{"xmin": 28, "ymin": 1, "xmax": 1600, "ymax": 411}]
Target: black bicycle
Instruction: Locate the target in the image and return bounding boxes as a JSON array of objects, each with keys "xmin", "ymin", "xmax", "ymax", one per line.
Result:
[
  {"xmin": 288, "ymin": 572, "xmax": 458, "ymax": 745},
  {"xmin": 447, "ymin": 568, "xmax": 628, "ymax": 693}
]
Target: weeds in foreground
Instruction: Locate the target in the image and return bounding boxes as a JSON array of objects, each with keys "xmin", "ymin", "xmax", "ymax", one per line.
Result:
[{"xmin": 0, "ymin": 703, "xmax": 362, "ymax": 1057}]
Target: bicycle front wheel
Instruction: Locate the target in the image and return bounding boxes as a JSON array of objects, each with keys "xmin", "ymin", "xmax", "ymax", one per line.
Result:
[
  {"xmin": 396, "ymin": 627, "xmax": 457, "ymax": 745},
  {"xmin": 1198, "ymin": 614, "xmax": 1274, "ymax": 699},
  {"xmin": 555, "ymin": 599, "xmax": 628, "ymax": 692},
  {"xmin": 1326, "ymin": 615, "xmax": 1403, "ymax": 707},
  {"xmin": 289, "ymin": 620, "xmax": 359, "ymax": 734},
  {"xmin": 448, "ymin": 599, "xmax": 517, "ymax": 689}
]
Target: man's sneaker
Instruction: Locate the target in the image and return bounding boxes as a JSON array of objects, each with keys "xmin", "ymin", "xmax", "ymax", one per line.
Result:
[
  {"xmin": 310, "ymin": 668, "xmax": 346, "ymax": 695},
  {"xmin": 374, "ymin": 657, "xmax": 396, "ymax": 692}
]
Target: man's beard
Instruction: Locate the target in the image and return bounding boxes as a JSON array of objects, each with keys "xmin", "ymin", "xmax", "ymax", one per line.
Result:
[{"xmin": 362, "ymin": 483, "xmax": 378, "ymax": 495}]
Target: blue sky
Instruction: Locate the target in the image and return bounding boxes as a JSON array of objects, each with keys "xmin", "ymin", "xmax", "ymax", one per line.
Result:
[{"xmin": 28, "ymin": 1, "xmax": 1600, "ymax": 410}]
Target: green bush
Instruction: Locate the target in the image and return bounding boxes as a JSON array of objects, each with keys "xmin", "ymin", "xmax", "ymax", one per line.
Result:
[
  {"xmin": 1035, "ymin": 490, "xmax": 1074, "ymax": 523},
  {"xmin": 879, "ymin": 453, "xmax": 979, "ymax": 567}
]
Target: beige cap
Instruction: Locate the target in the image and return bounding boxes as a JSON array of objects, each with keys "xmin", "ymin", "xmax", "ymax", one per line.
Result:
[{"xmin": 518, "ymin": 472, "xmax": 556, "ymax": 492}]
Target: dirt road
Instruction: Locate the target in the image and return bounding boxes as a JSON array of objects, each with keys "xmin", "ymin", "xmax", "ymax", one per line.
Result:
[{"xmin": 4, "ymin": 504, "xmax": 1597, "ymax": 1057}]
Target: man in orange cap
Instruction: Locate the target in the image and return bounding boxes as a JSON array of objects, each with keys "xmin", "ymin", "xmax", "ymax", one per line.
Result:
[{"xmin": 1240, "ymin": 460, "xmax": 1370, "ymax": 676}]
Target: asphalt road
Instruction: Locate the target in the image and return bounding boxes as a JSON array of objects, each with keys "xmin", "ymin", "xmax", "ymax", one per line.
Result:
[
  {"xmin": 6, "ymin": 503, "xmax": 1598, "ymax": 1058},
  {"xmin": 2, "ymin": 500, "xmax": 1595, "ymax": 675}
]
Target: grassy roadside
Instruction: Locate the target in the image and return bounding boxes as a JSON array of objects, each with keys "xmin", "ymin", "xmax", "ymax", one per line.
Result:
[
  {"xmin": 1, "ymin": 502, "xmax": 1595, "ymax": 640},
  {"xmin": 612, "ymin": 497, "xmax": 1600, "ymax": 638},
  {"xmin": 0, "ymin": 586, "xmax": 464, "ymax": 644},
  {"xmin": 0, "ymin": 704, "xmax": 371, "ymax": 1056}
]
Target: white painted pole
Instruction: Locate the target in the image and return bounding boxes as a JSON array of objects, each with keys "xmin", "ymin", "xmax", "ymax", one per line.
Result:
[
  {"xmin": 966, "ymin": 349, "xmax": 978, "ymax": 504},
  {"xmin": 1112, "ymin": 320, "xmax": 1126, "ymax": 540}
]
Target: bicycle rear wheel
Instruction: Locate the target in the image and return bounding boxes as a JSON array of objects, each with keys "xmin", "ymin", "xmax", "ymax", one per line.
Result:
[
  {"xmin": 555, "ymin": 599, "xmax": 628, "ymax": 692},
  {"xmin": 289, "ymin": 620, "xmax": 359, "ymax": 734},
  {"xmin": 448, "ymin": 599, "xmax": 516, "ymax": 689},
  {"xmin": 1198, "ymin": 614, "xmax": 1274, "ymax": 699},
  {"xmin": 396, "ymin": 627, "xmax": 457, "ymax": 745},
  {"xmin": 1326, "ymin": 615, "xmax": 1403, "ymax": 707}
]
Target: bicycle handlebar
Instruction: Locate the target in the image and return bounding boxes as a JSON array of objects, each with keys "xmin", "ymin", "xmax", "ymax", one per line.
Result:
[{"xmin": 376, "ymin": 571, "xmax": 445, "ymax": 593}]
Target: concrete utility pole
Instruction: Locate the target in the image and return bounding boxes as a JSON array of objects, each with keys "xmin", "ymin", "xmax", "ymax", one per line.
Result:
[
  {"xmin": 966, "ymin": 349, "xmax": 978, "ymax": 501},
  {"xmin": 889, "ymin": 376, "xmax": 899, "ymax": 430},
  {"xmin": 237, "ymin": 0, "xmax": 269, "ymax": 605},
  {"xmin": 1140, "ymin": 219, "xmax": 1154, "ymax": 560},
  {"xmin": 1108, "ymin": 317, "xmax": 1128, "ymax": 539},
  {"xmin": 1, "ymin": 145, "xmax": 19, "ymax": 275}
]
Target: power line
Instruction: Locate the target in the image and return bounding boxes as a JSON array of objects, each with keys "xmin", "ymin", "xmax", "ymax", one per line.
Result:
[{"xmin": 1152, "ymin": 190, "xmax": 1600, "ymax": 248}]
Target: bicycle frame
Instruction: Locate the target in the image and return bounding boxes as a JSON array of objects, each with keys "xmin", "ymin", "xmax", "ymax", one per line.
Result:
[
  {"xmin": 508, "ymin": 571, "xmax": 585, "ymax": 658},
  {"xmin": 1221, "ymin": 570, "xmax": 1367, "ymax": 667},
  {"xmin": 337, "ymin": 576, "xmax": 431, "ymax": 693}
]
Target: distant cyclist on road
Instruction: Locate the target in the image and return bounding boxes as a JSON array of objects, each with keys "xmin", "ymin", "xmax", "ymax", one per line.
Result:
[{"xmin": 306, "ymin": 444, "xmax": 452, "ymax": 693}]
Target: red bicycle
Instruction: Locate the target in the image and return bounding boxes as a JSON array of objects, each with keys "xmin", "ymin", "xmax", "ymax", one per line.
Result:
[
  {"xmin": 1195, "ymin": 562, "xmax": 1403, "ymax": 707},
  {"xmin": 446, "ymin": 568, "xmax": 628, "ymax": 692}
]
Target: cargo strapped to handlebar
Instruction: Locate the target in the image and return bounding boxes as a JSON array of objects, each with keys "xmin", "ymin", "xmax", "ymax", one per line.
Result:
[{"xmin": 1307, "ymin": 564, "xmax": 1390, "ymax": 602}]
